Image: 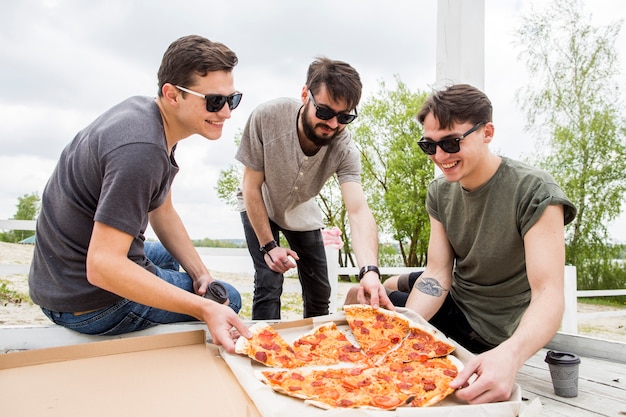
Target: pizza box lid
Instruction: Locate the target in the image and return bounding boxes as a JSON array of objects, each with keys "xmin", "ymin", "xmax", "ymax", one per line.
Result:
[
  {"xmin": 221, "ymin": 309, "xmax": 535, "ymax": 417},
  {"xmin": 0, "ymin": 330, "xmax": 262, "ymax": 417}
]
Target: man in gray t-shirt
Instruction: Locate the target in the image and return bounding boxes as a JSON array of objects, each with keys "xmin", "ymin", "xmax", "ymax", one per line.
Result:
[
  {"xmin": 28, "ymin": 35, "xmax": 251, "ymax": 353},
  {"xmin": 235, "ymin": 57, "xmax": 391, "ymax": 320}
]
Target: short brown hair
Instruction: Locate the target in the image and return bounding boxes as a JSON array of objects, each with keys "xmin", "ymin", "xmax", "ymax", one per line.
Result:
[
  {"xmin": 417, "ymin": 84, "xmax": 492, "ymax": 129},
  {"xmin": 306, "ymin": 56, "xmax": 362, "ymax": 111},
  {"xmin": 157, "ymin": 35, "xmax": 238, "ymax": 96}
]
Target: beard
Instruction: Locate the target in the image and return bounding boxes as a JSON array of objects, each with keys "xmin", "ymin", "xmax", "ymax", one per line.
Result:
[{"xmin": 301, "ymin": 104, "xmax": 341, "ymax": 147}]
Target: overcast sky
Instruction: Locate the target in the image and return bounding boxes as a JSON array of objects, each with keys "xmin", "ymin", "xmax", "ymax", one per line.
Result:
[{"xmin": 1, "ymin": 0, "xmax": 624, "ymax": 242}]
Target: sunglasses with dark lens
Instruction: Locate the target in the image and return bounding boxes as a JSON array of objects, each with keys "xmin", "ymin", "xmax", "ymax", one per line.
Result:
[
  {"xmin": 417, "ymin": 122, "xmax": 485, "ymax": 155},
  {"xmin": 307, "ymin": 89, "xmax": 358, "ymax": 124},
  {"xmin": 175, "ymin": 85, "xmax": 243, "ymax": 112}
]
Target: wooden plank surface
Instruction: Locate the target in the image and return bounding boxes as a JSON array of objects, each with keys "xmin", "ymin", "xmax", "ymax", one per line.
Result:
[{"xmin": 517, "ymin": 349, "xmax": 626, "ymax": 416}]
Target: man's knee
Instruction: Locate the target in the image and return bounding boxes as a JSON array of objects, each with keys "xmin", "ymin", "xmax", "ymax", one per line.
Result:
[
  {"xmin": 343, "ymin": 286, "xmax": 361, "ymax": 305},
  {"xmin": 383, "ymin": 275, "xmax": 401, "ymax": 291}
]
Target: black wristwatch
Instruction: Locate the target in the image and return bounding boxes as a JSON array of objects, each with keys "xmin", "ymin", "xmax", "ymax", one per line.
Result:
[
  {"xmin": 259, "ymin": 240, "xmax": 278, "ymax": 255},
  {"xmin": 358, "ymin": 265, "xmax": 380, "ymax": 281}
]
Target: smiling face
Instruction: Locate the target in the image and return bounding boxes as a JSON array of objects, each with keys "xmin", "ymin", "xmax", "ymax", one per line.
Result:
[
  {"xmin": 158, "ymin": 69, "xmax": 238, "ymax": 148},
  {"xmin": 421, "ymin": 113, "xmax": 497, "ymax": 191}
]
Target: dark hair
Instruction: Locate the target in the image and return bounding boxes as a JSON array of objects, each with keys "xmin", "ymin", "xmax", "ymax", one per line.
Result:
[
  {"xmin": 306, "ymin": 56, "xmax": 362, "ymax": 111},
  {"xmin": 157, "ymin": 35, "xmax": 238, "ymax": 96},
  {"xmin": 417, "ymin": 84, "xmax": 492, "ymax": 128}
]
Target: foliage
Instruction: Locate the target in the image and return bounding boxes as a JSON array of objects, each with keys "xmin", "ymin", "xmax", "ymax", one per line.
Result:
[
  {"xmin": 215, "ymin": 129, "xmax": 244, "ymax": 209},
  {"xmin": 0, "ymin": 192, "xmax": 40, "ymax": 243},
  {"xmin": 351, "ymin": 77, "xmax": 431, "ymax": 266},
  {"xmin": 516, "ymin": 0, "xmax": 626, "ymax": 290},
  {"xmin": 191, "ymin": 238, "xmax": 246, "ymax": 248}
]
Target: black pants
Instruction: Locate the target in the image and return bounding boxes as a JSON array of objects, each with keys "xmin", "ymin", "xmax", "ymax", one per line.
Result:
[
  {"xmin": 241, "ymin": 211, "xmax": 330, "ymax": 320},
  {"xmin": 388, "ymin": 271, "xmax": 496, "ymax": 353}
]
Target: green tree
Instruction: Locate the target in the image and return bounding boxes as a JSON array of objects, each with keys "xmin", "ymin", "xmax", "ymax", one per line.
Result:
[
  {"xmin": 516, "ymin": 0, "xmax": 626, "ymax": 290},
  {"xmin": 0, "ymin": 192, "xmax": 40, "ymax": 243},
  {"xmin": 351, "ymin": 77, "xmax": 431, "ymax": 266}
]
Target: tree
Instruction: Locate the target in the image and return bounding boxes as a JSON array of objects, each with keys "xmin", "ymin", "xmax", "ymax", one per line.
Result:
[
  {"xmin": 351, "ymin": 77, "xmax": 431, "ymax": 266},
  {"xmin": 0, "ymin": 192, "xmax": 40, "ymax": 243},
  {"xmin": 516, "ymin": 0, "xmax": 626, "ymax": 290}
]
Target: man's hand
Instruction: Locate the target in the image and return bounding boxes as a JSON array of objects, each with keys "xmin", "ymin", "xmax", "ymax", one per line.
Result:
[
  {"xmin": 356, "ymin": 273, "xmax": 394, "ymax": 310},
  {"xmin": 202, "ymin": 302, "xmax": 252, "ymax": 354},
  {"xmin": 449, "ymin": 345, "xmax": 520, "ymax": 404},
  {"xmin": 264, "ymin": 247, "xmax": 299, "ymax": 273}
]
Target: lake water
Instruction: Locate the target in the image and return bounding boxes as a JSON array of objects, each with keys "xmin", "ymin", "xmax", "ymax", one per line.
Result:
[{"xmin": 195, "ymin": 247, "xmax": 254, "ymax": 274}]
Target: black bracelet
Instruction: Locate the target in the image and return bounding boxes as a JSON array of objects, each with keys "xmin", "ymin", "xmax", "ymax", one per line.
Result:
[
  {"xmin": 358, "ymin": 265, "xmax": 380, "ymax": 281},
  {"xmin": 259, "ymin": 240, "xmax": 278, "ymax": 255}
]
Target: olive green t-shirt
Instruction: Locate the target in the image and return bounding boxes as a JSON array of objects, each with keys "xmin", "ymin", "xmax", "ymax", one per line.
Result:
[{"xmin": 427, "ymin": 157, "xmax": 576, "ymax": 345}]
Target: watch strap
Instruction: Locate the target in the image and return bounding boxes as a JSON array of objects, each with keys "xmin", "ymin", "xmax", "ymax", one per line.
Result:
[
  {"xmin": 358, "ymin": 265, "xmax": 380, "ymax": 281},
  {"xmin": 260, "ymin": 240, "xmax": 278, "ymax": 255}
]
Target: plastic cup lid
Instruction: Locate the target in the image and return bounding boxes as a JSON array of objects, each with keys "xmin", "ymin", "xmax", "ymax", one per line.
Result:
[{"xmin": 545, "ymin": 350, "xmax": 581, "ymax": 365}]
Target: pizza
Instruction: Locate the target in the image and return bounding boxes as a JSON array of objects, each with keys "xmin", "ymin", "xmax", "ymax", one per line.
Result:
[
  {"xmin": 235, "ymin": 305, "xmax": 460, "ymax": 410},
  {"xmin": 343, "ymin": 304, "xmax": 410, "ymax": 363},
  {"xmin": 377, "ymin": 356, "xmax": 461, "ymax": 407},
  {"xmin": 259, "ymin": 366, "xmax": 412, "ymax": 410},
  {"xmin": 235, "ymin": 322, "xmax": 302, "ymax": 368},
  {"xmin": 382, "ymin": 323, "xmax": 455, "ymax": 363},
  {"xmin": 291, "ymin": 321, "xmax": 369, "ymax": 366}
]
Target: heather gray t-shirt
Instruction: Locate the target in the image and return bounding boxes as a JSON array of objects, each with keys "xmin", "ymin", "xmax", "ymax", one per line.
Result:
[
  {"xmin": 29, "ymin": 96, "xmax": 178, "ymax": 312},
  {"xmin": 235, "ymin": 97, "xmax": 361, "ymax": 231},
  {"xmin": 427, "ymin": 157, "xmax": 576, "ymax": 345}
]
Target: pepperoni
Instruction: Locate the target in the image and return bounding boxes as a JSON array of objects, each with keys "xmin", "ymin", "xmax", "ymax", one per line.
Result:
[
  {"xmin": 254, "ymin": 351, "xmax": 268, "ymax": 362},
  {"xmin": 435, "ymin": 344, "xmax": 450, "ymax": 355},
  {"xmin": 341, "ymin": 344, "xmax": 361, "ymax": 353},
  {"xmin": 412, "ymin": 342, "xmax": 426, "ymax": 351},
  {"xmin": 290, "ymin": 372, "xmax": 305, "ymax": 381},
  {"xmin": 360, "ymin": 327, "xmax": 370, "ymax": 335},
  {"xmin": 372, "ymin": 395, "xmax": 404, "ymax": 409},
  {"xmin": 337, "ymin": 399, "xmax": 355, "ymax": 407},
  {"xmin": 444, "ymin": 369, "xmax": 458, "ymax": 377},
  {"xmin": 423, "ymin": 382, "xmax": 437, "ymax": 391},
  {"xmin": 288, "ymin": 385, "xmax": 303, "ymax": 392}
]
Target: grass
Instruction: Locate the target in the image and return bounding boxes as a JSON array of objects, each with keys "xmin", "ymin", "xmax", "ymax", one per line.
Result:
[
  {"xmin": 0, "ymin": 279, "xmax": 30, "ymax": 306},
  {"xmin": 578, "ymin": 297, "xmax": 626, "ymax": 308},
  {"xmin": 238, "ymin": 291, "xmax": 304, "ymax": 320}
]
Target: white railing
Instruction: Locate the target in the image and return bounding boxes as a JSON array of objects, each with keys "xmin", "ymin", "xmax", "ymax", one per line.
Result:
[
  {"xmin": 0, "ymin": 220, "xmax": 36, "ymax": 231},
  {"xmin": 325, "ymin": 248, "xmax": 625, "ymax": 335}
]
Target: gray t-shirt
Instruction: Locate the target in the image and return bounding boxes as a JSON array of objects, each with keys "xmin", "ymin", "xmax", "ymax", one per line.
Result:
[
  {"xmin": 427, "ymin": 157, "xmax": 576, "ymax": 345},
  {"xmin": 235, "ymin": 97, "xmax": 361, "ymax": 231},
  {"xmin": 29, "ymin": 96, "xmax": 178, "ymax": 312}
]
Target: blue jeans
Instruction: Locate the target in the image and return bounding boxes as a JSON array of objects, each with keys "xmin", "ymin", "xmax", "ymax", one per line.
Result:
[
  {"xmin": 241, "ymin": 211, "xmax": 330, "ymax": 320},
  {"xmin": 41, "ymin": 242, "xmax": 242, "ymax": 335}
]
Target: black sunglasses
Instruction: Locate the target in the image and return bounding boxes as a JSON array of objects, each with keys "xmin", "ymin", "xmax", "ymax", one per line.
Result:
[
  {"xmin": 307, "ymin": 89, "xmax": 357, "ymax": 124},
  {"xmin": 175, "ymin": 85, "xmax": 242, "ymax": 112},
  {"xmin": 417, "ymin": 122, "xmax": 485, "ymax": 155}
]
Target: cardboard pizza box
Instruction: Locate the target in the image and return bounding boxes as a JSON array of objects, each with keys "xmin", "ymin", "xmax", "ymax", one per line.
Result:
[
  {"xmin": 0, "ymin": 330, "xmax": 261, "ymax": 417},
  {"xmin": 221, "ymin": 310, "xmax": 535, "ymax": 417}
]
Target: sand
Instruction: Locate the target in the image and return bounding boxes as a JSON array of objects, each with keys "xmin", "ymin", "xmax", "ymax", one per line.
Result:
[{"xmin": 1, "ymin": 242, "xmax": 624, "ymax": 343}]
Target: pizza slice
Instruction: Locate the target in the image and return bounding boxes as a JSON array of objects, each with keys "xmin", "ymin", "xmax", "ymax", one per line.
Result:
[
  {"xmin": 378, "ymin": 356, "xmax": 461, "ymax": 407},
  {"xmin": 260, "ymin": 366, "xmax": 411, "ymax": 410},
  {"xmin": 343, "ymin": 304, "xmax": 410, "ymax": 362},
  {"xmin": 290, "ymin": 321, "xmax": 369, "ymax": 366},
  {"xmin": 235, "ymin": 322, "xmax": 301, "ymax": 368},
  {"xmin": 381, "ymin": 323, "xmax": 455, "ymax": 363}
]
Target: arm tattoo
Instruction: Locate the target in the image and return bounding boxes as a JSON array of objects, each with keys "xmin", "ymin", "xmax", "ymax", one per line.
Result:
[{"xmin": 415, "ymin": 277, "xmax": 449, "ymax": 297}]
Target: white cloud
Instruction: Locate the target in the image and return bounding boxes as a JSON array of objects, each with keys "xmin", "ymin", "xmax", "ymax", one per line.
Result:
[{"xmin": 0, "ymin": 0, "xmax": 624, "ymax": 242}]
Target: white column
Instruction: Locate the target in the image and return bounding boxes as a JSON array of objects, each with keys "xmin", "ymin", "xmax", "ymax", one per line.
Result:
[
  {"xmin": 561, "ymin": 266, "xmax": 578, "ymax": 334},
  {"xmin": 436, "ymin": 0, "xmax": 485, "ymax": 90}
]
